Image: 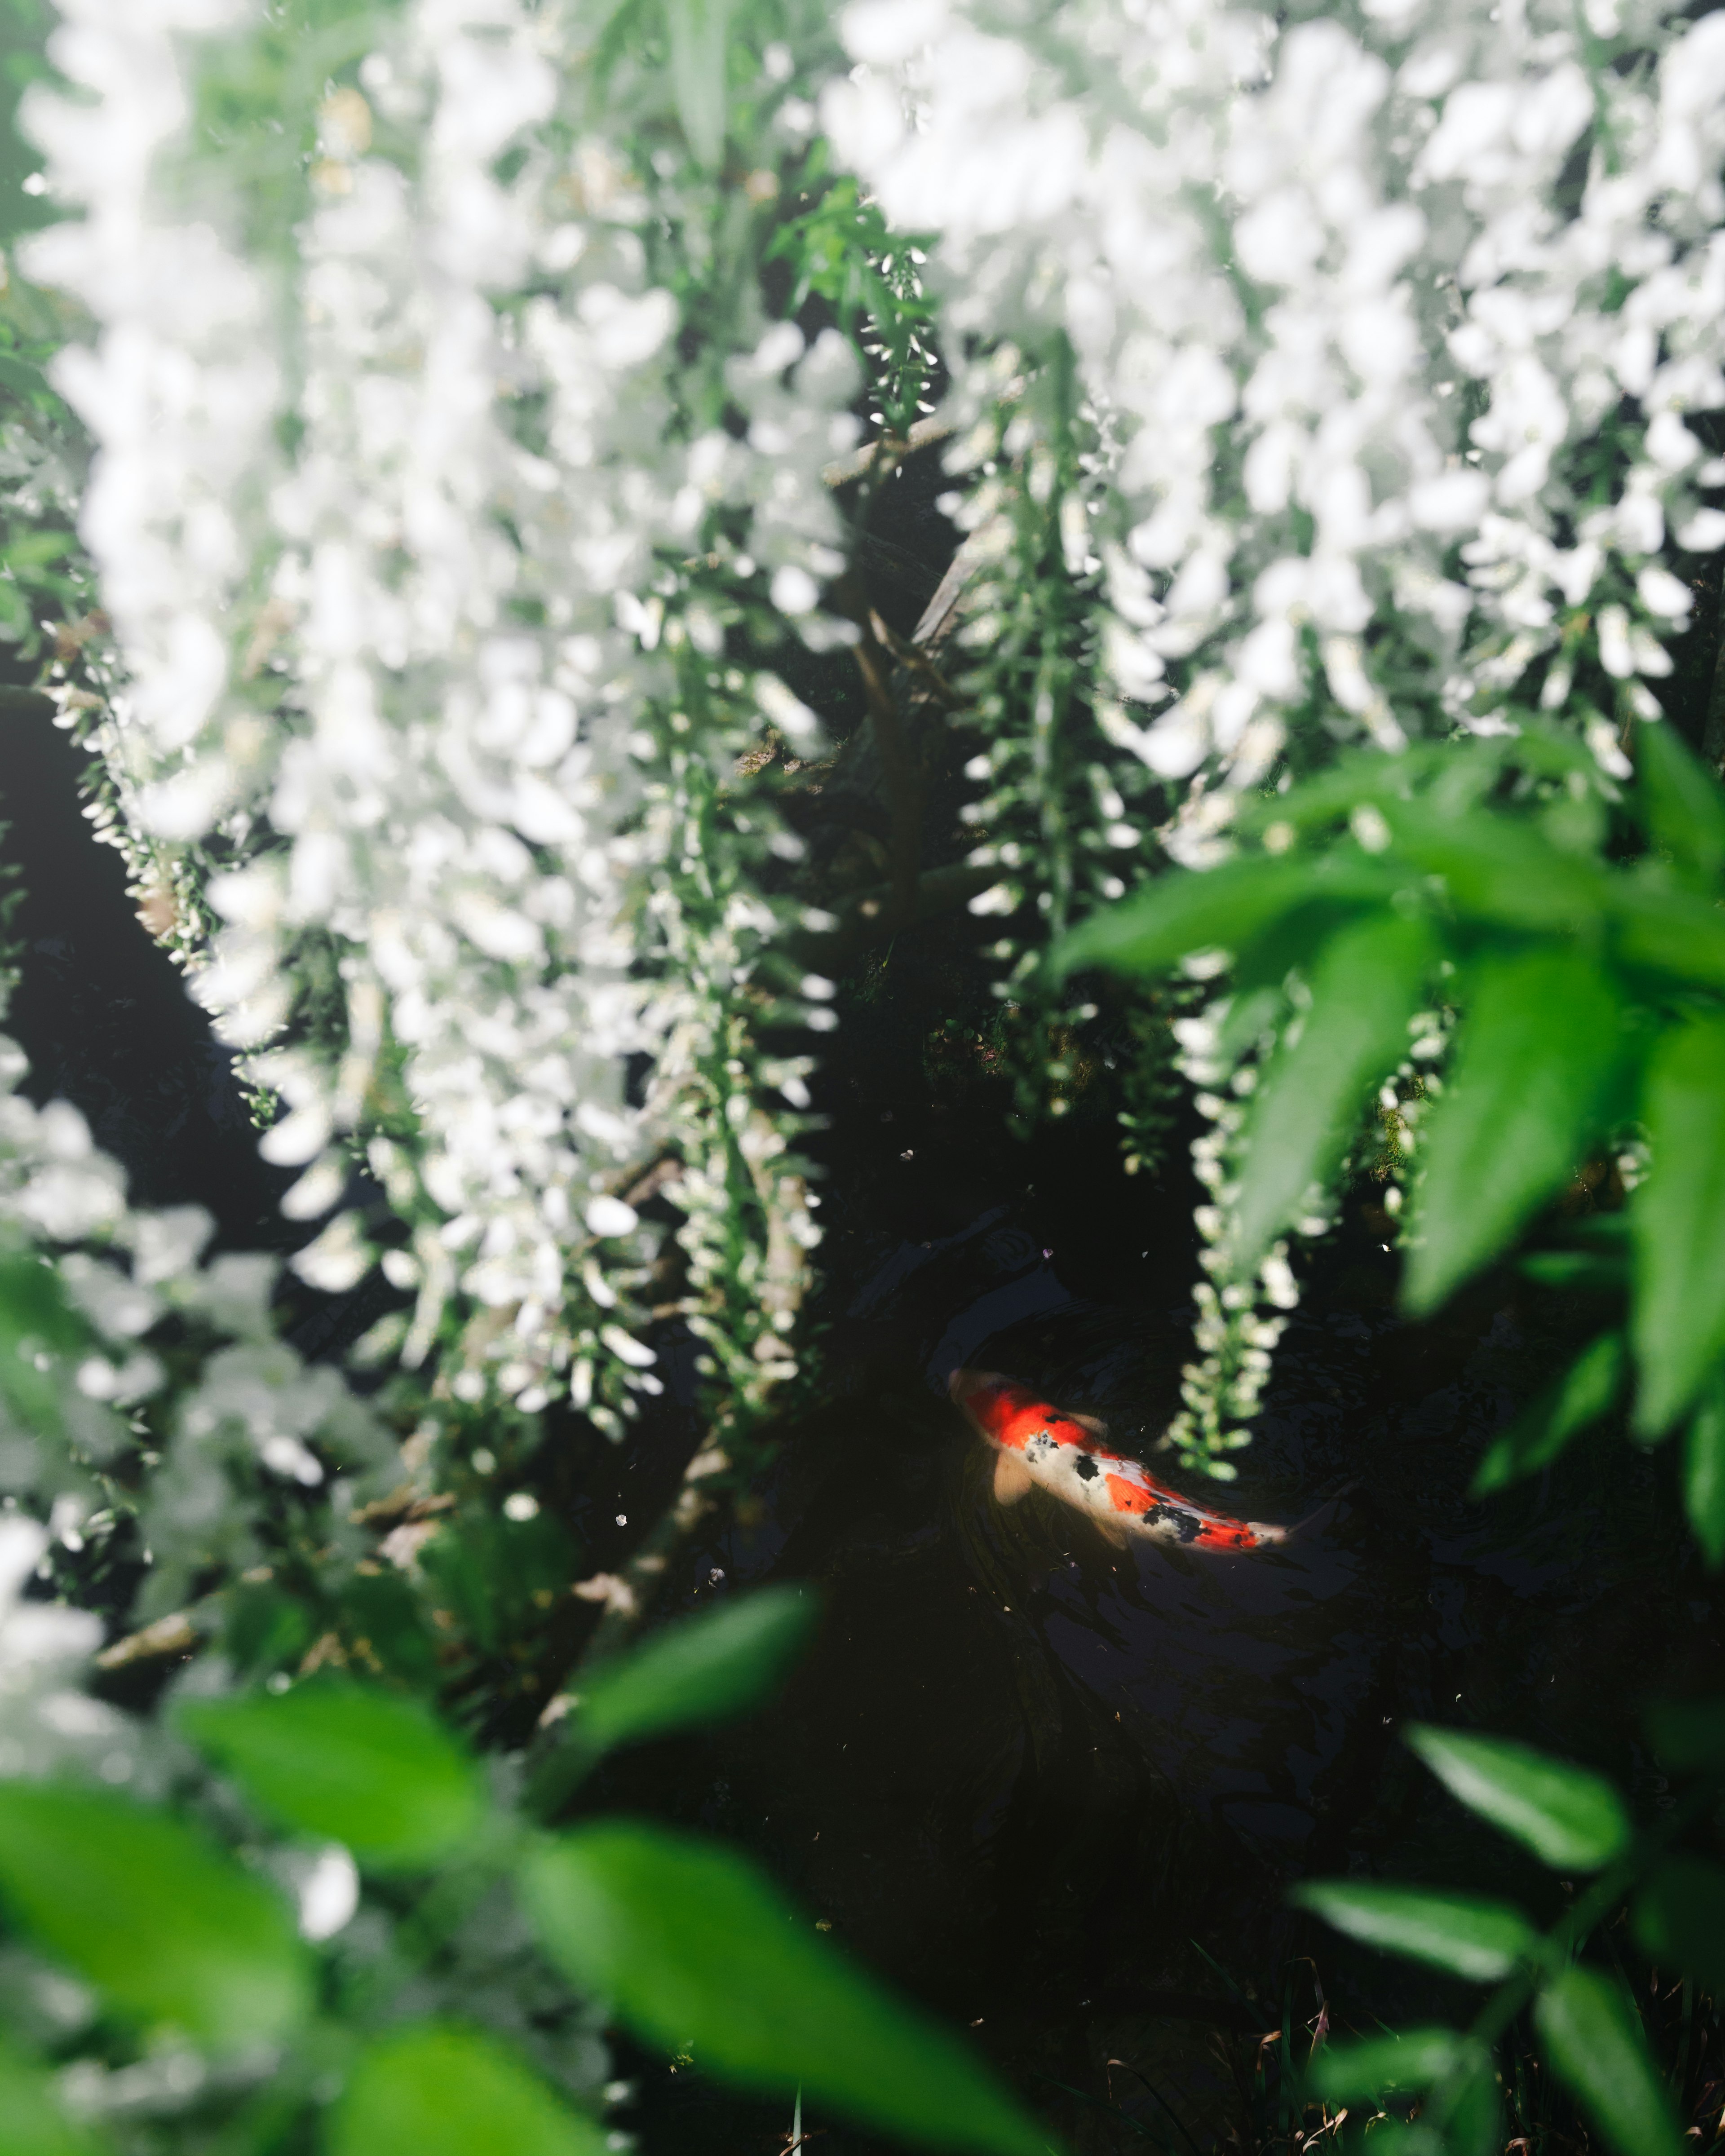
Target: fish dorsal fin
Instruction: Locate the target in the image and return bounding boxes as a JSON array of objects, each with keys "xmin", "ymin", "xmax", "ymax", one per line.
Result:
[{"xmin": 992, "ymin": 1450, "xmax": 1035, "ymax": 1506}]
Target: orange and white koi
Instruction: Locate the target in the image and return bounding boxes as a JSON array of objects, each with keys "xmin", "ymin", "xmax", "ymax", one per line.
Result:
[{"xmin": 948, "ymin": 1368, "xmax": 1287, "ymax": 1552}]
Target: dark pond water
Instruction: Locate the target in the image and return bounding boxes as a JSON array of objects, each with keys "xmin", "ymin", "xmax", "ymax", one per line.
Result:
[{"xmin": 5, "ymin": 699, "xmax": 1721, "ymax": 2155}]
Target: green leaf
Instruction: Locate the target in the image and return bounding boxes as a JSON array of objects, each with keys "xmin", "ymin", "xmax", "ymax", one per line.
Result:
[
  {"xmin": 1635, "ymin": 721, "xmax": 1725, "ymax": 888},
  {"xmin": 1534, "ymin": 1966, "xmax": 1683, "ymax": 2156},
  {"xmin": 0, "ymin": 2039, "xmax": 108, "ymax": 2156},
  {"xmin": 1684, "ymin": 1374, "xmax": 1725, "ymax": 1567},
  {"xmin": 177, "ymin": 1674, "xmax": 483, "ymax": 1871},
  {"xmin": 666, "ymin": 0, "xmax": 729, "ymax": 168},
  {"xmin": 1611, "ymin": 880, "xmax": 1725, "ymax": 989},
  {"xmin": 1632, "ymin": 1012, "xmax": 1725, "ymax": 1433},
  {"xmin": 1290, "ymin": 1881, "xmax": 1536, "ymax": 1981},
  {"xmin": 1384, "ymin": 804, "xmax": 1607, "ymax": 934},
  {"xmin": 1645, "ymin": 1694, "xmax": 1725, "ymax": 1771},
  {"xmin": 574, "ymin": 1587, "xmax": 817, "ymax": 1756},
  {"xmin": 1402, "ymin": 947, "xmax": 1628, "ymax": 1316},
  {"xmin": 1306, "ymin": 2027, "xmax": 1464, "ymax": 2102},
  {"xmin": 1632, "ymin": 1856, "xmax": 1725, "ymax": 1992},
  {"xmin": 1234, "ymin": 912, "xmax": 1436, "ymax": 1263},
  {"xmin": 330, "ymin": 2022, "xmax": 610, "ymax": 2156},
  {"xmin": 1517, "ymin": 1249, "xmax": 1624, "ymax": 1292},
  {"xmin": 0, "ymin": 1782, "xmax": 309, "ymax": 2048},
  {"xmin": 1406, "ymin": 1726, "xmax": 1629, "ymax": 1870},
  {"xmin": 1471, "ymin": 1331, "xmax": 1627, "ymax": 1496},
  {"xmin": 522, "ymin": 1823, "xmax": 1048, "ymax": 2156},
  {"xmin": 1048, "ymin": 854, "xmax": 1395, "ymax": 981},
  {"xmin": 0, "ymin": 1252, "xmax": 92, "ymax": 1437}
]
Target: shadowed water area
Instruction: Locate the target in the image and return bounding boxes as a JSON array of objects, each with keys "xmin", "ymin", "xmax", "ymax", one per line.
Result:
[{"xmin": 4, "ymin": 682, "xmax": 1721, "ymax": 2154}]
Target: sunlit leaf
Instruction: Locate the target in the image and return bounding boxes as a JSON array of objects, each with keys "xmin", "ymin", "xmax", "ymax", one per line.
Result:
[
  {"xmin": 1306, "ymin": 2026, "xmax": 1464, "ymax": 2102},
  {"xmin": 572, "ymin": 1588, "xmax": 817, "ymax": 1757},
  {"xmin": 523, "ymin": 1823, "xmax": 1048, "ymax": 2156},
  {"xmin": 1472, "ymin": 1332, "xmax": 1626, "ymax": 1496},
  {"xmin": 1685, "ymin": 1374, "xmax": 1725, "ymax": 1567},
  {"xmin": 177, "ymin": 1675, "xmax": 484, "ymax": 1871},
  {"xmin": 0, "ymin": 2039, "xmax": 107, "ymax": 2156},
  {"xmin": 1290, "ymin": 1881, "xmax": 1536, "ymax": 1980},
  {"xmin": 1048, "ymin": 854, "xmax": 1394, "ymax": 981},
  {"xmin": 1402, "ymin": 947, "xmax": 1628, "ymax": 1316},
  {"xmin": 329, "ymin": 2021, "xmax": 611, "ymax": 2156},
  {"xmin": 0, "ymin": 1782, "xmax": 309, "ymax": 2048},
  {"xmin": 1635, "ymin": 720, "xmax": 1725, "ymax": 888},
  {"xmin": 1234, "ymin": 912, "xmax": 1436, "ymax": 1263},
  {"xmin": 1632, "ymin": 1012, "xmax": 1725, "ymax": 1433},
  {"xmin": 1534, "ymin": 1966, "xmax": 1683, "ymax": 2156},
  {"xmin": 1632, "ymin": 1856, "xmax": 1725, "ymax": 1992},
  {"xmin": 1406, "ymin": 1726, "xmax": 1629, "ymax": 1870}
]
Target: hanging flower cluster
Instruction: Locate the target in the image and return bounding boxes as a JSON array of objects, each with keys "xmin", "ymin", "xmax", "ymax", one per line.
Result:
[
  {"xmin": 830, "ymin": 0, "xmax": 1725, "ymax": 845},
  {"xmin": 20, "ymin": 0, "xmax": 858, "ymax": 1428}
]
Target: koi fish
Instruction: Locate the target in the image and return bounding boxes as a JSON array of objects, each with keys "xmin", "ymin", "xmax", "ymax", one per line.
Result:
[{"xmin": 948, "ymin": 1368, "xmax": 1287, "ymax": 1553}]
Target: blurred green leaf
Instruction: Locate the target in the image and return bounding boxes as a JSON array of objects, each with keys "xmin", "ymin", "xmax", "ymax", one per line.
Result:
[
  {"xmin": 1405, "ymin": 1725, "xmax": 1629, "ymax": 1870},
  {"xmin": 330, "ymin": 2021, "xmax": 610, "ymax": 2156},
  {"xmin": 667, "ymin": 0, "xmax": 728, "ymax": 168},
  {"xmin": 1472, "ymin": 1331, "xmax": 1626, "ymax": 1496},
  {"xmin": 1632, "ymin": 1012, "xmax": 1725, "ymax": 1433},
  {"xmin": 523, "ymin": 1822, "xmax": 1048, "ymax": 2156},
  {"xmin": 0, "ymin": 1782, "xmax": 309, "ymax": 2048},
  {"xmin": 1636, "ymin": 721, "xmax": 1725, "ymax": 888},
  {"xmin": 0, "ymin": 1250, "xmax": 91, "ymax": 1437},
  {"xmin": 1402, "ymin": 947, "xmax": 1627, "ymax": 1316},
  {"xmin": 1534, "ymin": 1966, "xmax": 1683, "ymax": 2156},
  {"xmin": 0, "ymin": 2038, "xmax": 107, "ymax": 2156},
  {"xmin": 1632, "ymin": 1856, "xmax": 1725, "ymax": 1991},
  {"xmin": 1611, "ymin": 879, "xmax": 1725, "ymax": 989},
  {"xmin": 574, "ymin": 1587, "xmax": 817, "ymax": 1756},
  {"xmin": 1306, "ymin": 2027, "xmax": 1464, "ymax": 2102},
  {"xmin": 1517, "ymin": 1249, "xmax": 1624, "ymax": 1291},
  {"xmin": 1234, "ymin": 912, "xmax": 1436, "ymax": 1263},
  {"xmin": 177, "ymin": 1674, "xmax": 484, "ymax": 1871},
  {"xmin": 1289, "ymin": 1881, "xmax": 1536, "ymax": 1980},
  {"xmin": 1685, "ymin": 1374, "xmax": 1725, "ymax": 1567},
  {"xmin": 1447, "ymin": 2062, "xmax": 1504, "ymax": 2156},
  {"xmin": 1384, "ymin": 805, "xmax": 1607, "ymax": 934},
  {"xmin": 1050, "ymin": 854, "xmax": 1395, "ymax": 981},
  {"xmin": 1644, "ymin": 1694, "xmax": 1725, "ymax": 1771}
]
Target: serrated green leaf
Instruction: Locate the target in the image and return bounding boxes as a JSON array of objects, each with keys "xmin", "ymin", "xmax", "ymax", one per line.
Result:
[
  {"xmin": 177, "ymin": 1675, "xmax": 483, "ymax": 1871},
  {"xmin": 1632, "ymin": 1856, "xmax": 1725, "ymax": 1991},
  {"xmin": 1636, "ymin": 721, "xmax": 1725, "ymax": 887},
  {"xmin": 1685, "ymin": 1374, "xmax": 1725, "ymax": 1568},
  {"xmin": 1306, "ymin": 2027, "xmax": 1464, "ymax": 2102},
  {"xmin": 1290, "ymin": 1881, "xmax": 1536, "ymax": 1980},
  {"xmin": 1235, "ymin": 912, "xmax": 1436, "ymax": 1263},
  {"xmin": 1632, "ymin": 1012, "xmax": 1725, "ymax": 1433},
  {"xmin": 330, "ymin": 2021, "xmax": 611, "ymax": 2156},
  {"xmin": 0, "ymin": 1782, "xmax": 309, "ymax": 2049},
  {"xmin": 1406, "ymin": 1726, "xmax": 1629, "ymax": 1869},
  {"xmin": 0, "ymin": 2038, "xmax": 108, "ymax": 2156},
  {"xmin": 1472, "ymin": 1331, "xmax": 1626, "ymax": 1496},
  {"xmin": 574, "ymin": 1588, "xmax": 817, "ymax": 1756},
  {"xmin": 1402, "ymin": 947, "xmax": 1628, "ymax": 1316},
  {"xmin": 522, "ymin": 1823, "xmax": 1048, "ymax": 2156},
  {"xmin": 1535, "ymin": 1966, "xmax": 1682, "ymax": 2156},
  {"xmin": 1048, "ymin": 854, "xmax": 1394, "ymax": 981}
]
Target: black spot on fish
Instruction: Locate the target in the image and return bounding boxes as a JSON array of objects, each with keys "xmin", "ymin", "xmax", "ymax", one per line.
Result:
[
  {"xmin": 1169, "ymin": 1509, "xmax": 1202, "ymax": 1544},
  {"xmin": 1075, "ymin": 1454, "xmax": 1098, "ymax": 1482}
]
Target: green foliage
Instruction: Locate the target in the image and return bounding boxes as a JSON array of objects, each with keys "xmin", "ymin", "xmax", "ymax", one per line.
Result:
[
  {"xmin": 564, "ymin": 1583, "xmax": 817, "ymax": 1759},
  {"xmin": 525, "ymin": 1821, "xmax": 1050, "ymax": 2156},
  {"xmin": 332, "ymin": 2022, "xmax": 613, "ymax": 2156},
  {"xmin": 0, "ymin": 1781, "xmax": 311, "ymax": 2050},
  {"xmin": 1405, "ymin": 1726, "xmax": 1630, "ymax": 1872},
  {"xmin": 177, "ymin": 1674, "xmax": 486, "ymax": 1870},
  {"xmin": 0, "ymin": 2038, "xmax": 106, "ymax": 2156},
  {"xmin": 1533, "ymin": 1967, "xmax": 1683, "ymax": 2156},
  {"xmin": 1055, "ymin": 723, "xmax": 1725, "ymax": 1494},
  {"xmin": 1288, "ymin": 1882, "xmax": 1537, "ymax": 1982}
]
